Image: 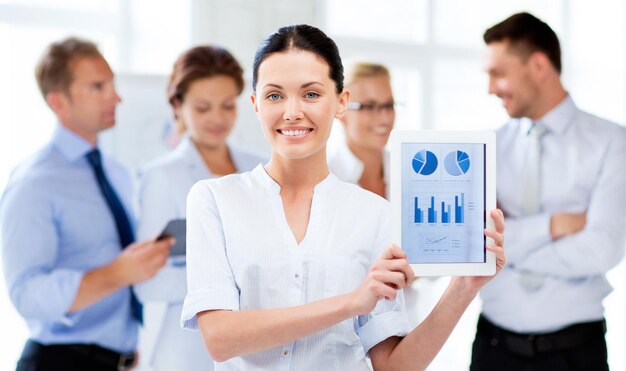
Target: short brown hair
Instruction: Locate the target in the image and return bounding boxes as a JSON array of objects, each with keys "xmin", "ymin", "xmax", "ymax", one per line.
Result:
[
  {"xmin": 35, "ymin": 37, "xmax": 103, "ymax": 99},
  {"xmin": 484, "ymin": 12, "xmax": 562, "ymax": 73},
  {"xmin": 167, "ymin": 45, "xmax": 244, "ymax": 107},
  {"xmin": 345, "ymin": 62, "xmax": 390, "ymax": 87}
]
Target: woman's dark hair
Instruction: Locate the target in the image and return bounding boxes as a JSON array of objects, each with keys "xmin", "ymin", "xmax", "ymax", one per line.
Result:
[
  {"xmin": 484, "ymin": 12, "xmax": 562, "ymax": 73},
  {"xmin": 167, "ymin": 45, "xmax": 244, "ymax": 107},
  {"xmin": 252, "ymin": 24, "xmax": 344, "ymax": 93}
]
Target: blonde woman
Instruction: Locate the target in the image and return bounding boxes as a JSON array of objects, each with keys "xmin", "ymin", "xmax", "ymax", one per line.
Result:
[{"xmin": 328, "ymin": 62, "xmax": 395, "ymax": 199}]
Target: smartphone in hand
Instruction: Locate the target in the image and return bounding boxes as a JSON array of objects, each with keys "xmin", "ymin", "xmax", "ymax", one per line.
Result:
[{"xmin": 157, "ymin": 219, "xmax": 186, "ymax": 256}]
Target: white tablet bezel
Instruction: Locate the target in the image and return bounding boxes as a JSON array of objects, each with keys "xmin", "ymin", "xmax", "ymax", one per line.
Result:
[{"xmin": 390, "ymin": 130, "xmax": 496, "ymax": 276}]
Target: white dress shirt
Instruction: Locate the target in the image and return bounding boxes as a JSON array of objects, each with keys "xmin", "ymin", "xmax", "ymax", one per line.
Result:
[
  {"xmin": 134, "ymin": 136, "xmax": 265, "ymax": 371},
  {"xmin": 480, "ymin": 95, "xmax": 626, "ymax": 333},
  {"xmin": 182, "ymin": 165, "xmax": 411, "ymax": 371}
]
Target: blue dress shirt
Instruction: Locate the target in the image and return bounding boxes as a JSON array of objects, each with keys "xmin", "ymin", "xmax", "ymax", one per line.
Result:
[
  {"xmin": 480, "ymin": 96, "xmax": 626, "ymax": 333},
  {"xmin": 0, "ymin": 125, "xmax": 138, "ymax": 353}
]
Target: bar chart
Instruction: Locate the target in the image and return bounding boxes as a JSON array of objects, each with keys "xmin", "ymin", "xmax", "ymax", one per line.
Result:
[
  {"xmin": 413, "ymin": 193, "xmax": 465, "ymax": 224},
  {"xmin": 401, "ymin": 142, "xmax": 486, "ymax": 263}
]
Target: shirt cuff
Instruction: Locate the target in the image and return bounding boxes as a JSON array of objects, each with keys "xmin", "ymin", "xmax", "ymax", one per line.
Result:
[
  {"xmin": 59, "ymin": 269, "xmax": 86, "ymax": 325},
  {"xmin": 357, "ymin": 309, "xmax": 411, "ymax": 354},
  {"xmin": 180, "ymin": 289, "xmax": 240, "ymax": 330}
]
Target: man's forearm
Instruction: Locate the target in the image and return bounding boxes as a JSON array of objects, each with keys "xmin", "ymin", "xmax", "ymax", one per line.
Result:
[{"xmin": 67, "ymin": 261, "xmax": 126, "ymax": 313}]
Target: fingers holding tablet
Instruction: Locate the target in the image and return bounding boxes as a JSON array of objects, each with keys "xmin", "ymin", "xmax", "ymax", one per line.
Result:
[
  {"xmin": 350, "ymin": 246, "xmax": 416, "ymax": 314},
  {"xmin": 485, "ymin": 209, "xmax": 506, "ymax": 272},
  {"xmin": 390, "ymin": 130, "xmax": 497, "ymax": 276}
]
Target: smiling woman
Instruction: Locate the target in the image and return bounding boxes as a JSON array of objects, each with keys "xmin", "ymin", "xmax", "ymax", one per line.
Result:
[
  {"xmin": 251, "ymin": 49, "xmax": 347, "ymax": 165},
  {"xmin": 179, "ymin": 24, "xmax": 506, "ymax": 371},
  {"xmin": 329, "ymin": 62, "xmax": 395, "ymax": 199}
]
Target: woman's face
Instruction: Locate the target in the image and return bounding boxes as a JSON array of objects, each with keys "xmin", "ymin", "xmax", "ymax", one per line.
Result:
[
  {"xmin": 175, "ymin": 75, "xmax": 239, "ymax": 149},
  {"xmin": 341, "ymin": 75, "xmax": 395, "ymax": 152},
  {"xmin": 251, "ymin": 50, "xmax": 348, "ymax": 161}
]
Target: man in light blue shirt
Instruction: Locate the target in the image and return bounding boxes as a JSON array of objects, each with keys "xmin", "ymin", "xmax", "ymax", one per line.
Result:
[
  {"xmin": 0, "ymin": 37, "xmax": 172, "ymax": 371},
  {"xmin": 473, "ymin": 13, "xmax": 626, "ymax": 371}
]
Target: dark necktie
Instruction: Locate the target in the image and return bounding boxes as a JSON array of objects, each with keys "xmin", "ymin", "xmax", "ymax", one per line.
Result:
[{"xmin": 86, "ymin": 149, "xmax": 143, "ymax": 324}]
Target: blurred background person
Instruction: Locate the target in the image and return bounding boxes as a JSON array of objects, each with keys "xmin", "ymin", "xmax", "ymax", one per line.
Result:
[
  {"xmin": 0, "ymin": 37, "xmax": 172, "ymax": 371},
  {"xmin": 328, "ymin": 62, "xmax": 394, "ymax": 199},
  {"xmin": 134, "ymin": 45, "xmax": 265, "ymax": 371},
  {"xmin": 472, "ymin": 12, "xmax": 626, "ymax": 371}
]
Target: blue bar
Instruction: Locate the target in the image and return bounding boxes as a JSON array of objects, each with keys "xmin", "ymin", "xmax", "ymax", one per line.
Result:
[
  {"xmin": 441, "ymin": 201, "xmax": 449, "ymax": 223},
  {"xmin": 461, "ymin": 193, "xmax": 465, "ymax": 223},
  {"xmin": 428, "ymin": 196, "xmax": 436, "ymax": 223},
  {"xmin": 454, "ymin": 193, "xmax": 465, "ymax": 223},
  {"xmin": 414, "ymin": 197, "xmax": 423, "ymax": 223}
]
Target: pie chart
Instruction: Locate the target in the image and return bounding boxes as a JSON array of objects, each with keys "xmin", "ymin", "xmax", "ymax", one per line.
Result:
[
  {"xmin": 444, "ymin": 150, "xmax": 470, "ymax": 176},
  {"xmin": 412, "ymin": 150, "xmax": 438, "ymax": 175}
]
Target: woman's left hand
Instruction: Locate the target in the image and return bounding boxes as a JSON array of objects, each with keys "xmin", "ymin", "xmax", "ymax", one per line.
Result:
[{"xmin": 452, "ymin": 209, "xmax": 506, "ymax": 292}]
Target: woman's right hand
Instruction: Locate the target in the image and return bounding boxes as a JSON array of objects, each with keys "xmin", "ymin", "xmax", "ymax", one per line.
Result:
[{"xmin": 348, "ymin": 244, "xmax": 415, "ymax": 315}]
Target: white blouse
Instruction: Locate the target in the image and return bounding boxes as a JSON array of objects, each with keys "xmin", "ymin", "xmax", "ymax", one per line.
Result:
[
  {"xmin": 182, "ymin": 165, "xmax": 410, "ymax": 371},
  {"xmin": 134, "ymin": 136, "xmax": 265, "ymax": 371}
]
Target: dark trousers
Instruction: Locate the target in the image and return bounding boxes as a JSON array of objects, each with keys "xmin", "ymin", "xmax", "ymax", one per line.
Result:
[
  {"xmin": 470, "ymin": 315, "xmax": 609, "ymax": 371},
  {"xmin": 16, "ymin": 340, "xmax": 134, "ymax": 371}
]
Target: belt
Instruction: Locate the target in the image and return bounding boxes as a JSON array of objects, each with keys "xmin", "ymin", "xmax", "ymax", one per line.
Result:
[
  {"xmin": 476, "ymin": 315, "xmax": 606, "ymax": 358},
  {"xmin": 25, "ymin": 340, "xmax": 136, "ymax": 371}
]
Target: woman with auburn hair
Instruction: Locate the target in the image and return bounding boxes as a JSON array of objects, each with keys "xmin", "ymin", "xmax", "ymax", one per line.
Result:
[{"xmin": 134, "ymin": 45, "xmax": 265, "ymax": 371}]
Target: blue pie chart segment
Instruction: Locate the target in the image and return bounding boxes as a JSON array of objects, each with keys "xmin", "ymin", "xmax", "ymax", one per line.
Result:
[
  {"xmin": 444, "ymin": 150, "xmax": 470, "ymax": 176},
  {"xmin": 412, "ymin": 150, "xmax": 438, "ymax": 175}
]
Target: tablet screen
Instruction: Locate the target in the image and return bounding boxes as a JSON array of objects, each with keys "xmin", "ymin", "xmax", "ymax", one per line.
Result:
[{"xmin": 401, "ymin": 143, "xmax": 486, "ymax": 264}]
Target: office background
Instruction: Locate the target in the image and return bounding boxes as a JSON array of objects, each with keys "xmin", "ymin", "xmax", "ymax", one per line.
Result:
[{"xmin": 0, "ymin": 0, "xmax": 624, "ymax": 369}]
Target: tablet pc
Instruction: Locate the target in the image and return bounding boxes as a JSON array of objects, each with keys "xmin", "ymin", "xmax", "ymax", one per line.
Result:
[
  {"xmin": 157, "ymin": 219, "xmax": 186, "ymax": 256},
  {"xmin": 389, "ymin": 130, "xmax": 496, "ymax": 276}
]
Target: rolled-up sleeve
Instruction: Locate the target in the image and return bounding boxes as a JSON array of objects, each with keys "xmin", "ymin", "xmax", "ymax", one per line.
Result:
[
  {"xmin": 357, "ymin": 295, "xmax": 411, "ymax": 353},
  {"xmin": 357, "ymin": 202, "xmax": 411, "ymax": 353},
  {"xmin": 181, "ymin": 181, "xmax": 240, "ymax": 330},
  {"xmin": 1, "ymin": 180, "xmax": 84, "ymax": 322}
]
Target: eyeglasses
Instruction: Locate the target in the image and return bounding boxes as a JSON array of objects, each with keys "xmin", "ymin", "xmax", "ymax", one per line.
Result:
[{"xmin": 347, "ymin": 101, "xmax": 397, "ymax": 113}]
